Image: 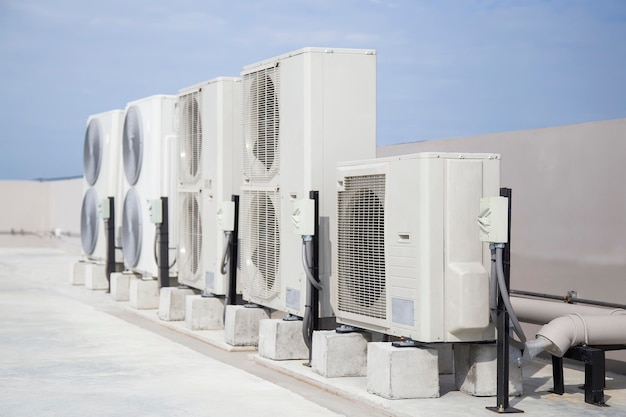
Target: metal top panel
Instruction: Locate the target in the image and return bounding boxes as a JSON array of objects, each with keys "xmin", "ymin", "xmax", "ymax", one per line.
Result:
[
  {"xmin": 338, "ymin": 152, "xmax": 501, "ymax": 169},
  {"xmin": 242, "ymin": 47, "xmax": 376, "ymax": 73},
  {"xmin": 178, "ymin": 76, "xmax": 242, "ymax": 95}
]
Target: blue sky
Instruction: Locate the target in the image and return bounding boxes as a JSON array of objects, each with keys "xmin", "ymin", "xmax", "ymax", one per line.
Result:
[{"xmin": 1, "ymin": 0, "xmax": 625, "ymax": 179}]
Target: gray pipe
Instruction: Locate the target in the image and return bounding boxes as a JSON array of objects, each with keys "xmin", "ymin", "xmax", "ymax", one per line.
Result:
[
  {"xmin": 537, "ymin": 314, "xmax": 626, "ymax": 357},
  {"xmin": 511, "ymin": 297, "xmax": 625, "ymax": 325}
]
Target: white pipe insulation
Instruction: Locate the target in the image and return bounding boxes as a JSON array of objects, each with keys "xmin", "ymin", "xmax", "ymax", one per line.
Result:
[{"xmin": 511, "ymin": 297, "xmax": 626, "ymax": 361}]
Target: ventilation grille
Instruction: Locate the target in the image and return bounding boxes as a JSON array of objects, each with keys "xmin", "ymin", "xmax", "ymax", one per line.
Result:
[
  {"xmin": 178, "ymin": 192, "xmax": 202, "ymax": 282},
  {"xmin": 337, "ymin": 174, "xmax": 387, "ymax": 319},
  {"xmin": 123, "ymin": 106, "xmax": 143, "ymax": 186},
  {"xmin": 178, "ymin": 92, "xmax": 202, "ymax": 185},
  {"xmin": 240, "ymin": 189, "xmax": 280, "ymax": 301},
  {"xmin": 83, "ymin": 118, "xmax": 103, "ymax": 186},
  {"xmin": 80, "ymin": 187, "xmax": 99, "ymax": 255},
  {"xmin": 242, "ymin": 66, "xmax": 280, "ymax": 181},
  {"xmin": 121, "ymin": 187, "xmax": 143, "ymax": 268}
]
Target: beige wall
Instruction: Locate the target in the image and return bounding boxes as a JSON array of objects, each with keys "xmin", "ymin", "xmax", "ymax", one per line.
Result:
[
  {"xmin": 0, "ymin": 178, "xmax": 82, "ymax": 236},
  {"xmin": 378, "ymin": 118, "xmax": 626, "ymax": 370}
]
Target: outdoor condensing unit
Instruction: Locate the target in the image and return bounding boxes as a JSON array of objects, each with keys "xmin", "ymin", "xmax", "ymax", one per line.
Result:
[
  {"xmin": 176, "ymin": 77, "xmax": 242, "ymax": 294},
  {"xmin": 239, "ymin": 47, "xmax": 377, "ymax": 317},
  {"xmin": 333, "ymin": 152, "xmax": 500, "ymax": 342},
  {"xmin": 120, "ymin": 95, "xmax": 178, "ymax": 278},
  {"xmin": 81, "ymin": 109, "xmax": 124, "ymax": 263}
]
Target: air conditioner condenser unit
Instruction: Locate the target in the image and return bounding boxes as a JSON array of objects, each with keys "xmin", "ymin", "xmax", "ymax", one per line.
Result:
[
  {"xmin": 81, "ymin": 109, "xmax": 124, "ymax": 264},
  {"xmin": 176, "ymin": 77, "xmax": 242, "ymax": 294},
  {"xmin": 120, "ymin": 95, "xmax": 178, "ymax": 279},
  {"xmin": 333, "ymin": 152, "xmax": 501, "ymax": 343}
]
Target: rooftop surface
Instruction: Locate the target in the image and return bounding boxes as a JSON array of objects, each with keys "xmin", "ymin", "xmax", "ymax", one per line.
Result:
[{"xmin": 1, "ymin": 243, "xmax": 625, "ymax": 417}]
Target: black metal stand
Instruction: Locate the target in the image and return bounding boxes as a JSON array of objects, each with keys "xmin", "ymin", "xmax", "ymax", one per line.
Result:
[
  {"xmin": 104, "ymin": 196, "xmax": 115, "ymax": 293},
  {"xmin": 551, "ymin": 344, "xmax": 626, "ymax": 406},
  {"xmin": 157, "ymin": 197, "xmax": 170, "ymax": 288},
  {"xmin": 487, "ymin": 188, "xmax": 523, "ymax": 414},
  {"xmin": 228, "ymin": 195, "xmax": 240, "ymax": 305}
]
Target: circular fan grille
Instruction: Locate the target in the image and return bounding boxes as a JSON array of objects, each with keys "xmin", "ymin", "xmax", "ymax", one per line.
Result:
[
  {"xmin": 80, "ymin": 188, "xmax": 100, "ymax": 255},
  {"xmin": 247, "ymin": 192, "xmax": 280, "ymax": 297},
  {"xmin": 179, "ymin": 95, "xmax": 202, "ymax": 182},
  {"xmin": 121, "ymin": 188, "xmax": 143, "ymax": 268},
  {"xmin": 83, "ymin": 118, "xmax": 103, "ymax": 186},
  {"xmin": 337, "ymin": 175, "xmax": 386, "ymax": 319},
  {"xmin": 123, "ymin": 106, "xmax": 143, "ymax": 186},
  {"xmin": 246, "ymin": 72, "xmax": 279, "ymax": 176},
  {"xmin": 180, "ymin": 193, "xmax": 202, "ymax": 279}
]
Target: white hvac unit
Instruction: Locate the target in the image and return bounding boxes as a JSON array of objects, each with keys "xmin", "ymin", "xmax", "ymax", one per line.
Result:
[
  {"xmin": 81, "ymin": 109, "xmax": 124, "ymax": 263},
  {"xmin": 120, "ymin": 95, "xmax": 178, "ymax": 278},
  {"xmin": 333, "ymin": 152, "xmax": 500, "ymax": 343},
  {"xmin": 239, "ymin": 47, "xmax": 377, "ymax": 316},
  {"xmin": 176, "ymin": 77, "xmax": 242, "ymax": 294}
]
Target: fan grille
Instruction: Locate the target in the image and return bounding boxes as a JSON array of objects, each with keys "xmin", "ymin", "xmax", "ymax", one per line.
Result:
[
  {"xmin": 121, "ymin": 187, "xmax": 143, "ymax": 268},
  {"xmin": 243, "ymin": 67, "xmax": 280, "ymax": 181},
  {"xmin": 178, "ymin": 192, "xmax": 202, "ymax": 282},
  {"xmin": 123, "ymin": 106, "xmax": 143, "ymax": 186},
  {"xmin": 80, "ymin": 188, "xmax": 99, "ymax": 255},
  {"xmin": 241, "ymin": 189, "xmax": 281, "ymax": 301},
  {"xmin": 178, "ymin": 93, "xmax": 202, "ymax": 184},
  {"xmin": 83, "ymin": 118, "xmax": 103, "ymax": 186},
  {"xmin": 337, "ymin": 174, "xmax": 387, "ymax": 319}
]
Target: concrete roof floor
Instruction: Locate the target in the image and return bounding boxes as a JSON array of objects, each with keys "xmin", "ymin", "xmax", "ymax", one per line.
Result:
[{"xmin": 1, "ymin": 241, "xmax": 625, "ymax": 417}]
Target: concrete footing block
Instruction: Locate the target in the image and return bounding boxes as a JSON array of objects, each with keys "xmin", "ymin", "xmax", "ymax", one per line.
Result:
[
  {"xmin": 224, "ymin": 305, "xmax": 270, "ymax": 346},
  {"xmin": 367, "ymin": 342, "xmax": 440, "ymax": 399},
  {"xmin": 110, "ymin": 272, "xmax": 132, "ymax": 301},
  {"xmin": 185, "ymin": 295, "xmax": 225, "ymax": 329},
  {"xmin": 71, "ymin": 261, "xmax": 87, "ymax": 285},
  {"xmin": 158, "ymin": 287, "xmax": 196, "ymax": 321},
  {"xmin": 258, "ymin": 319, "xmax": 309, "ymax": 360},
  {"xmin": 432, "ymin": 343, "xmax": 454, "ymax": 375},
  {"xmin": 129, "ymin": 278, "xmax": 159, "ymax": 310},
  {"xmin": 311, "ymin": 331, "xmax": 369, "ymax": 377},
  {"xmin": 85, "ymin": 263, "xmax": 108, "ymax": 290},
  {"xmin": 454, "ymin": 343, "xmax": 523, "ymax": 397}
]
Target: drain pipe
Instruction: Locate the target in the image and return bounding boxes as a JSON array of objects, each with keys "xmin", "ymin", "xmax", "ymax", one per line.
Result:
[
  {"xmin": 526, "ymin": 313, "xmax": 626, "ymax": 360},
  {"xmin": 514, "ymin": 297, "xmax": 626, "ymax": 361}
]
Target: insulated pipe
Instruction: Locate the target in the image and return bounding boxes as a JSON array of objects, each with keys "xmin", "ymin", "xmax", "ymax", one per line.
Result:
[
  {"xmin": 511, "ymin": 297, "xmax": 625, "ymax": 325},
  {"xmin": 536, "ymin": 314, "xmax": 626, "ymax": 357}
]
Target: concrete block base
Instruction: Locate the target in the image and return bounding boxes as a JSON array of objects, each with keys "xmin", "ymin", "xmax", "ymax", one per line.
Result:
[
  {"xmin": 85, "ymin": 263, "xmax": 108, "ymax": 290},
  {"xmin": 367, "ymin": 342, "xmax": 440, "ymax": 399},
  {"xmin": 258, "ymin": 319, "xmax": 309, "ymax": 360},
  {"xmin": 129, "ymin": 278, "xmax": 159, "ymax": 310},
  {"xmin": 224, "ymin": 305, "xmax": 270, "ymax": 346},
  {"xmin": 454, "ymin": 343, "xmax": 523, "ymax": 397},
  {"xmin": 71, "ymin": 261, "xmax": 87, "ymax": 285},
  {"xmin": 312, "ymin": 331, "xmax": 369, "ymax": 378},
  {"xmin": 158, "ymin": 287, "xmax": 196, "ymax": 321},
  {"xmin": 185, "ymin": 295, "xmax": 224, "ymax": 329},
  {"xmin": 110, "ymin": 272, "xmax": 132, "ymax": 301},
  {"xmin": 431, "ymin": 343, "xmax": 454, "ymax": 375}
]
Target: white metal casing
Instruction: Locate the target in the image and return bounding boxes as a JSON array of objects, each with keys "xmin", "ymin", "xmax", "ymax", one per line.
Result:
[
  {"xmin": 239, "ymin": 47, "xmax": 377, "ymax": 316},
  {"xmin": 121, "ymin": 95, "xmax": 178, "ymax": 278},
  {"xmin": 176, "ymin": 77, "xmax": 243, "ymax": 294},
  {"xmin": 81, "ymin": 109, "xmax": 125, "ymax": 263},
  {"xmin": 333, "ymin": 152, "xmax": 500, "ymax": 342}
]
